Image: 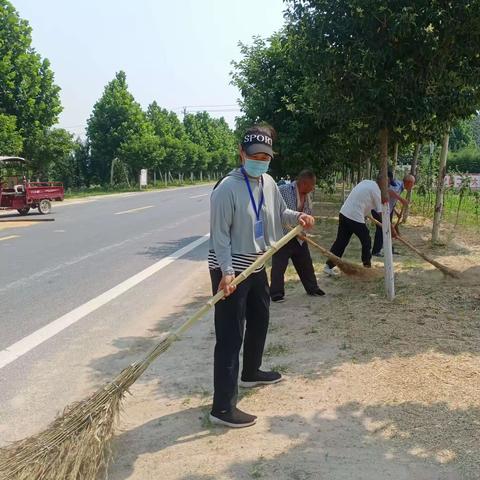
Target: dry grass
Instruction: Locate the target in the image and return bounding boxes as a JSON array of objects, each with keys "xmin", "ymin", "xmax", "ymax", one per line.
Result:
[
  {"xmin": 101, "ymin": 198, "xmax": 480, "ymax": 479},
  {"xmin": 276, "ymin": 196, "xmax": 480, "ymax": 478}
]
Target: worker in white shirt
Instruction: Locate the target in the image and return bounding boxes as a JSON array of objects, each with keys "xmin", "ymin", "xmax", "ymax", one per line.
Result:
[{"xmin": 324, "ymin": 178, "xmax": 382, "ymax": 276}]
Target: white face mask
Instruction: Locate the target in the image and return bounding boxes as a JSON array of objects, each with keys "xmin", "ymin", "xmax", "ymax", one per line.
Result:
[{"xmin": 243, "ymin": 158, "xmax": 270, "ymax": 177}]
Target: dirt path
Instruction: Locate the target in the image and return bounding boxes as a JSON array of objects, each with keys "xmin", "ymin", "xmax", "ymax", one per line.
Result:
[{"xmin": 104, "ymin": 198, "xmax": 480, "ymax": 480}]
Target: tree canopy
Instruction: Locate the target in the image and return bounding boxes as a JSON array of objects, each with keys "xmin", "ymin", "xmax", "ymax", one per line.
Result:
[
  {"xmin": 232, "ymin": 1, "xmax": 480, "ymax": 181},
  {"xmin": 0, "ymin": 0, "xmax": 62, "ymax": 162}
]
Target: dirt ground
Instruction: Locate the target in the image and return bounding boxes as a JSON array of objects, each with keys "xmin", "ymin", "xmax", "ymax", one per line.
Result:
[{"xmin": 105, "ymin": 196, "xmax": 480, "ymax": 480}]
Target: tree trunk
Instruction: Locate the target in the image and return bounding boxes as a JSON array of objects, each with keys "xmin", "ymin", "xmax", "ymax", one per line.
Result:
[
  {"xmin": 356, "ymin": 158, "xmax": 362, "ymax": 184},
  {"xmin": 402, "ymin": 143, "xmax": 421, "ymax": 223},
  {"xmin": 431, "ymin": 132, "xmax": 450, "ymax": 244},
  {"xmin": 379, "ymin": 127, "xmax": 395, "ymax": 301},
  {"xmin": 110, "ymin": 158, "xmax": 116, "ymax": 186},
  {"xmin": 410, "ymin": 143, "xmax": 421, "ymax": 177},
  {"xmin": 454, "ymin": 191, "xmax": 464, "ymax": 229},
  {"xmin": 392, "ymin": 142, "xmax": 399, "ymax": 171},
  {"xmin": 365, "ymin": 158, "xmax": 371, "ymax": 180}
]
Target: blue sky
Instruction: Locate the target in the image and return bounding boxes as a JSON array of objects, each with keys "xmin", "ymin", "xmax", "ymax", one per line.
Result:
[{"xmin": 13, "ymin": 0, "xmax": 286, "ymax": 136}]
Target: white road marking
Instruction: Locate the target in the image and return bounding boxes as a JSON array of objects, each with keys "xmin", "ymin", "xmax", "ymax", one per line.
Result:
[
  {"xmin": 52, "ymin": 184, "xmax": 214, "ymax": 208},
  {"xmin": 190, "ymin": 194, "xmax": 209, "ymax": 199},
  {"xmin": 115, "ymin": 205, "xmax": 154, "ymax": 215},
  {"xmin": 0, "ymin": 235, "xmax": 19, "ymax": 242},
  {"xmin": 0, "ymin": 234, "xmax": 209, "ymax": 370}
]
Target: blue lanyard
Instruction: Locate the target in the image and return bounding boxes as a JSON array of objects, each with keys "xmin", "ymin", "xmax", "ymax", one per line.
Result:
[{"xmin": 240, "ymin": 167, "xmax": 264, "ymax": 221}]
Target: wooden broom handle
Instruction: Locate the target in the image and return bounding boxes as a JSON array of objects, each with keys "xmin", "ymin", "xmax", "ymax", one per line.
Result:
[
  {"xmin": 298, "ymin": 232, "xmax": 344, "ymax": 264},
  {"xmin": 367, "ymin": 215, "xmax": 459, "ymax": 278},
  {"xmin": 394, "ymin": 204, "xmax": 404, "ymax": 230},
  {"xmin": 172, "ymin": 224, "xmax": 304, "ymax": 338}
]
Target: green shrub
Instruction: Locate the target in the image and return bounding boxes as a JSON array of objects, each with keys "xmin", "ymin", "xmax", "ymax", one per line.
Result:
[{"xmin": 447, "ymin": 147, "xmax": 480, "ymax": 173}]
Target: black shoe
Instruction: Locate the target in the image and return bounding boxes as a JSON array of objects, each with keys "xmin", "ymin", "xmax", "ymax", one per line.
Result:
[
  {"xmin": 209, "ymin": 407, "xmax": 257, "ymax": 428},
  {"xmin": 271, "ymin": 294, "xmax": 285, "ymax": 303},
  {"xmin": 239, "ymin": 370, "xmax": 283, "ymax": 388},
  {"xmin": 363, "ymin": 263, "xmax": 372, "ymax": 268},
  {"xmin": 392, "ymin": 249, "xmax": 401, "ymax": 256},
  {"xmin": 372, "ymin": 252, "xmax": 383, "ymax": 258},
  {"xmin": 308, "ymin": 288, "xmax": 325, "ymax": 297}
]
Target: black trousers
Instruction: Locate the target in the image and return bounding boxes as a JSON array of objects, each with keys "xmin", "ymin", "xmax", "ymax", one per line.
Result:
[
  {"xmin": 326, "ymin": 213, "xmax": 372, "ymax": 268},
  {"xmin": 270, "ymin": 238, "xmax": 319, "ymax": 298},
  {"xmin": 210, "ymin": 268, "xmax": 270, "ymax": 413},
  {"xmin": 371, "ymin": 209, "xmax": 394, "ymax": 255}
]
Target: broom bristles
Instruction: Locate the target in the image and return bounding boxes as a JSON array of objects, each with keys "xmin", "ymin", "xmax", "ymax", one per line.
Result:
[
  {"xmin": 299, "ymin": 234, "xmax": 378, "ymax": 279},
  {"xmin": 0, "ymin": 336, "xmax": 172, "ymax": 480},
  {"xmin": 0, "ymin": 370, "xmax": 130, "ymax": 480},
  {"xmin": 328, "ymin": 255, "xmax": 379, "ymax": 278},
  {"xmin": 0, "ymin": 381, "xmax": 122, "ymax": 479}
]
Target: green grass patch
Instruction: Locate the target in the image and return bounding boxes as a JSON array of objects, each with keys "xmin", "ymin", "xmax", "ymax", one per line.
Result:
[
  {"xmin": 249, "ymin": 459, "xmax": 266, "ymax": 479},
  {"xmin": 264, "ymin": 343, "xmax": 289, "ymax": 357},
  {"xmin": 411, "ymin": 190, "xmax": 480, "ymax": 229},
  {"xmin": 270, "ymin": 364, "xmax": 290, "ymax": 374}
]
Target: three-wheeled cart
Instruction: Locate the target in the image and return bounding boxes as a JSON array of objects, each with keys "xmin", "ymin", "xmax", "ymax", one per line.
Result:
[{"xmin": 0, "ymin": 156, "xmax": 64, "ymax": 215}]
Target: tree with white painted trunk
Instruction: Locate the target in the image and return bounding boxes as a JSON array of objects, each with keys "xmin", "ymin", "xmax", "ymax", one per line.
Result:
[
  {"xmin": 285, "ymin": 0, "xmax": 480, "ymax": 298},
  {"xmin": 378, "ymin": 128, "xmax": 395, "ymax": 300}
]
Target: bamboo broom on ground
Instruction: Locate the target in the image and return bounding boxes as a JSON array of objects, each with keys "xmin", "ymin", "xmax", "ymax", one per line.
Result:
[
  {"xmin": 0, "ymin": 225, "xmax": 304, "ymax": 480},
  {"xmin": 368, "ymin": 216, "xmax": 460, "ymax": 279},
  {"xmin": 297, "ymin": 232, "xmax": 377, "ymax": 278}
]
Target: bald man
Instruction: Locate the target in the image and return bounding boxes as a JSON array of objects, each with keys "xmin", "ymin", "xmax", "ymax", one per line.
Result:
[{"xmin": 270, "ymin": 169, "xmax": 325, "ymax": 301}]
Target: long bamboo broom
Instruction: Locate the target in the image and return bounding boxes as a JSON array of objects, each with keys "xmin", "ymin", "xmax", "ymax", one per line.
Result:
[
  {"xmin": 0, "ymin": 225, "xmax": 304, "ymax": 480},
  {"xmin": 368, "ymin": 216, "xmax": 460, "ymax": 279},
  {"xmin": 296, "ymin": 232, "xmax": 376, "ymax": 278}
]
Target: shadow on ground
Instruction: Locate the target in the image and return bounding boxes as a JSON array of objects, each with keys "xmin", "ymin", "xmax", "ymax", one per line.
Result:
[
  {"xmin": 109, "ymin": 401, "xmax": 477, "ymax": 480},
  {"xmin": 96, "ymin": 196, "xmax": 480, "ymax": 479},
  {"xmin": 137, "ymin": 235, "xmax": 207, "ymax": 262}
]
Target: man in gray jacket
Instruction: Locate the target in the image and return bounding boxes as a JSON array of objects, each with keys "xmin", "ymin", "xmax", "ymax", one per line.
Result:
[{"xmin": 208, "ymin": 124, "xmax": 314, "ymax": 428}]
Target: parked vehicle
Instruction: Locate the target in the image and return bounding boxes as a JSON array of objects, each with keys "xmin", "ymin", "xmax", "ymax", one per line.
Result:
[{"xmin": 0, "ymin": 156, "xmax": 64, "ymax": 215}]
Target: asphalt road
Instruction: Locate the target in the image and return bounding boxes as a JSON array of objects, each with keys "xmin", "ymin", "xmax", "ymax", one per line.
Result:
[{"xmin": 0, "ymin": 185, "xmax": 213, "ymax": 443}]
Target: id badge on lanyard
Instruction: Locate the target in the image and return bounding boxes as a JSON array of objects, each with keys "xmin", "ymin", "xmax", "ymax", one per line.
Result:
[
  {"xmin": 241, "ymin": 167, "xmax": 265, "ymax": 241},
  {"xmin": 254, "ymin": 219, "xmax": 264, "ymax": 240}
]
